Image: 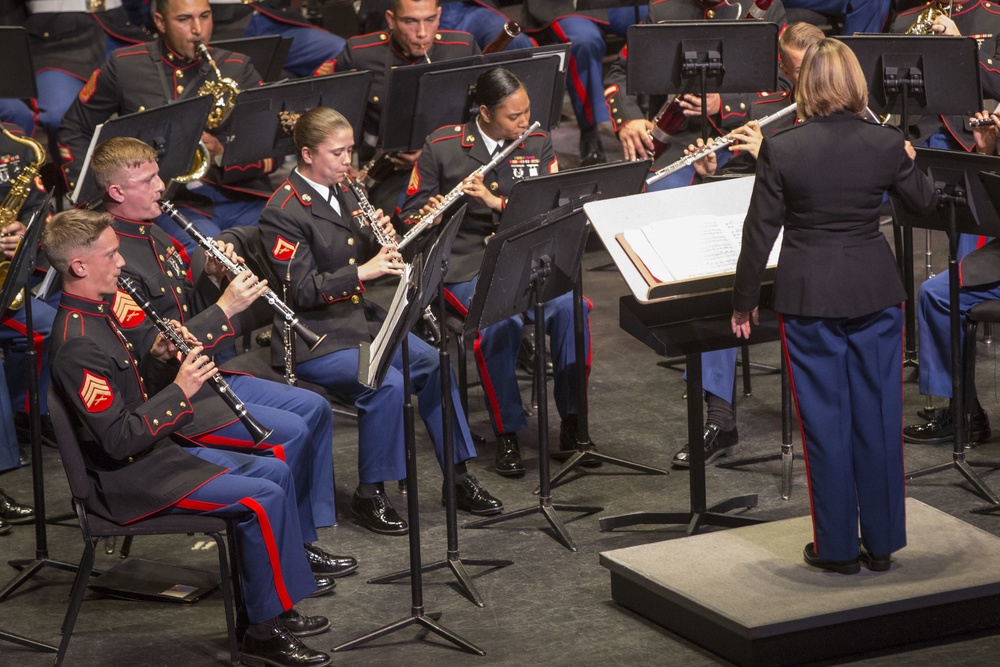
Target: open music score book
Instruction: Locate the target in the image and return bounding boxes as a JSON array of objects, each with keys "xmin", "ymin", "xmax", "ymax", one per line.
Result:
[
  {"xmin": 616, "ymin": 213, "xmax": 782, "ymax": 300},
  {"xmin": 359, "ymin": 261, "xmax": 415, "ymax": 390}
]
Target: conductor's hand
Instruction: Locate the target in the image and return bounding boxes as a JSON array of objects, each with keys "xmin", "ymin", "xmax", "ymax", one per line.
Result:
[
  {"xmin": 931, "ymin": 15, "xmax": 960, "ymax": 36},
  {"xmin": 685, "ymin": 138, "xmax": 718, "ymax": 177},
  {"xmin": 462, "ymin": 172, "xmax": 503, "ymax": 212},
  {"xmin": 972, "ymin": 109, "xmax": 998, "ymax": 156},
  {"xmin": 217, "ymin": 269, "xmax": 268, "ymax": 319},
  {"xmin": 678, "ymin": 93, "xmax": 721, "ymax": 118},
  {"xmin": 173, "ymin": 345, "xmax": 216, "ymax": 396},
  {"xmin": 618, "ymin": 119, "xmax": 655, "ymax": 162},
  {"xmin": 359, "ymin": 244, "xmax": 405, "ymax": 281},
  {"xmin": 1, "ymin": 221, "xmax": 26, "ymax": 259},
  {"xmin": 732, "ymin": 308, "xmax": 759, "ymax": 339},
  {"xmin": 904, "ymin": 140, "xmax": 917, "ymax": 160},
  {"xmin": 729, "ymin": 121, "xmax": 764, "ymax": 160},
  {"xmin": 205, "ymin": 240, "xmax": 243, "ymax": 281}
]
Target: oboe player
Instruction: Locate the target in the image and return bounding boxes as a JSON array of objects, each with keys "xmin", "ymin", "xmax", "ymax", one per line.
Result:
[
  {"xmin": 87, "ymin": 137, "xmax": 358, "ymax": 581},
  {"xmin": 258, "ymin": 107, "xmax": 504, "ymax": 536},
  {"xmin": 399, "ymin": 67, "xmax": 594, "ymax": 478}
]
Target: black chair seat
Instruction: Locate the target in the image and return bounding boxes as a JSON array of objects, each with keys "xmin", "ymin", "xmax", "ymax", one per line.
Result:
[{"xmin": 968, "ymin": 299, "xmax": 1000, "ymax": 324}]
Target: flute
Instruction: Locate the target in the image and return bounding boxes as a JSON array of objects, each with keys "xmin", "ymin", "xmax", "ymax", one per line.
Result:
[
  {"xmin": 158, "ymin": 199, "xmax": 326, "ymax": 351},
  {"xmin": 646, "ymin": 103, "xmax": 797, "ymax": 186},
  {"xmin": 117, "ymin": 276, "xmax": 274, "ymax": 446}
]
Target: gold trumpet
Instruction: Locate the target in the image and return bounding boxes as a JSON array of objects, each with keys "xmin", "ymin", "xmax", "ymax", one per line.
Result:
[
  {"xmin": 905, "ymin": 0, "xmax": 954, "ymax": 35},
  {"xmin": 1, "ymin": 126, "xmax": 46, "ymax": 311}
]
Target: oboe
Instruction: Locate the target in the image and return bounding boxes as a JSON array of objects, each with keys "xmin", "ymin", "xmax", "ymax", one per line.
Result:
[
  {"xmin": 117, "ymin": 276, "xmax": 274, "ymax": 446},
  {"xmin": 283, "ymin": 243, "xmax": 299, "ymax": 387},
  {"xmin": 397, "ymin": 120, "xmax": 541, "ymax": 250},
  {"xmin": 646, "ymin": 103, "xmax": 798, "ymax": 186},
  {"xmin": 158, "ymin": 199, "xmax": 327, "ymax": 351}
]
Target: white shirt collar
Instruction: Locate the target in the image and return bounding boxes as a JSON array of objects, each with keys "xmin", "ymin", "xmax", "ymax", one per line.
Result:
[
  {"xmin": 295, "ymin": 169, "xmax": 341, "ymax": 215},
  {"xmin": 475, "ymin": 116, "xmax": 503, "ymax": 156}
]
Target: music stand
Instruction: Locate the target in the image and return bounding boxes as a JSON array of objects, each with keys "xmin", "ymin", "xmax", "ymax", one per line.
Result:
[
  {"xmin": 626, "ymin": 21, "xmax": 779, "ymax": 142},
  {"xmin": 0, "ymin": 27, "xmax": 37, "ymax": 99},
  {"xmin": 462, "ymin": 200, "xmax": 604, "ymax": 551},
  {"xmin": 337, "ymin": 208, "xmax": 484, "ymax": 656},
  {"xmin": 219, "ymin": 71, "xmax": 373, "ymax": 173},
  {"xmin": 70, "ymin": 95, "xmax": 213, "ymax": 205},
  {"xmin": 211, "ymin": 35, "xmax": 291, "ymax": 83},
  {"xmin": 498, "ymin": 161, "xmax": 669, "ymax": 487},
  {"xmin": 0, "ymin": 204, "xmax": 62, "ymax": 655},
  {"xmin": 839, "ymin": 34, "xmax": 983, "ymax": 367},
  {"xmin": 892, "ymin": 148, "xmax": 1000, "ymax": 503}
]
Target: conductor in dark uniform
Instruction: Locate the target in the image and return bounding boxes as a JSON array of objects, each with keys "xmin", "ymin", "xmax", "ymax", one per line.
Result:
[
  {"xmin": 732, "ymin": 39, "xmax": 938, "ymax": 574},
  {"xmin": 42, "ymin": 208, "xmax": 332, "ymax": 667}
]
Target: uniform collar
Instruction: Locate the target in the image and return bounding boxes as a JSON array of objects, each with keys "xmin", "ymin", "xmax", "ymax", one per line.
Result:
[
  {"xmin": 60, "ymin": 292, "xmax": 112, "ymax": 318},
  {"xmin": 112, "ymin": 215, "xmax": 154, "ymax": 238}
]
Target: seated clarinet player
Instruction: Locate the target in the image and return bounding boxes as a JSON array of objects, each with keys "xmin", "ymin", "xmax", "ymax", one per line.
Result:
[
  {"xmin": 87, "ymin": 137, "xmax": 355, "ymax": 580},
  {"xmin": 258, "ymin": 107, "xmax": 504, "ymax": 535},
  {"xmin": 398, "ymin": 67, "xmax": 595, "ymax": 477},
  {"xmin": 42, "ymin": 209, "xmax": 333, "ymax": 667}
]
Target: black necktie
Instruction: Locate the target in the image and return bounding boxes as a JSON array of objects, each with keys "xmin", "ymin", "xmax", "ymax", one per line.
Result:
[{"xmin": 328, "ymin": 188, "xmax": 341, "ymax": 215}]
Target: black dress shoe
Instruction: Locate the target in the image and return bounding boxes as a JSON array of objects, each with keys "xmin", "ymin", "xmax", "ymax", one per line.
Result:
[
  {"xmin": 494, "ymin": 433, "xmax": 525, "ymax": 477},
  {"xmin": 552, "ymin": 415, "xmax": 602, "ymax": 467},
  {"xmin": 351, "ymin": 490, "xmax": 408, "ymax": 535},
  {"xmin": 672, "ymin": 424, "xmax": 740, "ymax": 468},
  {"xmin": 447, "ymin": 475, "xmax": 503, "ymax": 516},
  {"xmin": 860, "ymin": 548, "xmax": 892, "ymax": 572},
  {"xmin": 241, "ymin": 623, "xmax": 331, "ymax": 667},
  {"xmin": 517, "ymin": 332, "xmax": 553, "ymax": 375},
  {"xmin": 803, "ymin": 542, "xmax": 860, "ymax": 575},
  {"xmin": 302, "ymin": 543, "xmax": 358, "ymax": 578},
  {"xmin": 277, "ymin": 609, "xmax": 330, "ymax": 638},
  {"xmin": 306, "ymin": 575, "xmax": 336, "ymax": 599},
  {"xmin": 579, "ymin": 133, "xmax": 607, "ymax": 167},
  {"xmin": 904, "ymin": 408, "xmax": 991, "ymax": 445},
  {"xmin": 0, "ymin": 489, "xmax": 34, "ymax": 525},
  {"xmin": 0, "ymin": 517, "xmax": 9, "ymax": 536}
]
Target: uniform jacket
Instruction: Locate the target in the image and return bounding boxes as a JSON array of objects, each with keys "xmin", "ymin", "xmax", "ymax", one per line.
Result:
[
  {"xmin": 259, "ymin": 170, "xmax": 385, "ymax": 365},
  {"xmin": 58, "ymin": 39, "xmax": 265, "ymax": 193},
  {"xmin": 398, "ymin": 118, "xmax": 557, "ymax": 283},
  {"xmin": 50, "ymin": 291, "xmax": 227, "ymax": 524},
  {"xmin": 733, "ymin": 112, "xmax": 938, "ymax": 319},
  {"xmin": 524, "ymin": 0, "xmax": 785, "ymax": 30}
]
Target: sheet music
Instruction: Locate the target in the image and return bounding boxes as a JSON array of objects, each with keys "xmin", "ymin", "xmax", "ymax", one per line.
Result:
[
  {"xmin": 359, "ymin": 263, "xmax": 414, "ymax": 389},
  {"xmin": 71, "ymin": 121, "xmax": 105, "ymax": 204}
]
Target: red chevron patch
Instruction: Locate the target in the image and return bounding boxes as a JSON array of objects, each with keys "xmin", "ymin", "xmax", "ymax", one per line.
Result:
[
  {"xmin": 272, "ymin": 235, "xmax": 296, "ymax": 261},
  {"xmin": 80, "ymin": 370, "xmax": 114, "ymax": 413},
  {"xmin": 112, "ymin": 290, "xmax": 146, "ymax": 329}
]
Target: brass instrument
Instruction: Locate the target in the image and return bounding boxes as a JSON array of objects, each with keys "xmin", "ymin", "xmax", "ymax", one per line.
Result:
[
  {"xmin": 196, "ymin": 42, "xmax": 240, "ymax": 129},
  {"xmin": 905, "ymin": 0, "xmax": 954, "ymax": 35},
  {"xmin": 1, "ymin": 127, "xmax": 47, "ymax": 311}
]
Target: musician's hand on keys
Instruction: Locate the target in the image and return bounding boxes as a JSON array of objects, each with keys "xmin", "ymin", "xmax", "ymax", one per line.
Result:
[
  {"xmin": 201, "ymin": 132, "xmax": 224, "ymax": 163},
  {"xmin": 205, "ymin": 241, "xmax": 243, "ymax": 281},
  {"xmin": 174, "ymin": 345, "xmax": 216, "ymax": 396},
  {"xmin": 0, "ymin": 221, "xmax": 26, "ymax": 259},
  {"xmin": 679, "ymin": 93, "xmax": 721, "ymax": 118},
  {"xmin": 373, "ymin": 208, "xmax": 398, "ymax": 244},
  {"xmin": 150, "ymin": 332, "xmax": 178, "ymax": 362},
  {"xmin": 218, "ymin": 269, "xmax": 268, "ymax": 319},
  {"xmin": 685, "ymin": 138, "xmax": 717, "ymax": 177},
  {"xmin": 359, "ymin": 244, "xmax": 405, "ymax": 281},
  {"xmin": 173, "ymin": 320, "xmax": 201, "ymax": 348},
  {"xmin": 417, "ymin": 194, "xmax": 448, "ymax": 227},
  {"xmin": 462, "ymin": 173, "xmax": 503, "ymax": 212},
  {"xmin": 729, "ymin": 121, "xmax": 764, "ymax": 160},
  {"xmin": 618, "ymin": 119, "xmax": 654, "ymax": 162},
  {"xmin": 732, "ymin": 308, "xmax": 759, "ymax": 340},
  {"xmin": 972, "ymin": 110, "xmax": 998, "ymax": 156},
  {"xmin": 931, "ymin": 15, "xmax": 960, "ymax": 36}
]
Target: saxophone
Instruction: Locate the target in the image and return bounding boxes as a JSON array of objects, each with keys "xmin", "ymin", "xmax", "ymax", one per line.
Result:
[
  {"xmin": 1, "ymin": 126, "xmax": 47, "ymax": 311},
  {"xmin": 196, "ymin": 42, "xmax": 241, "ymax": 129},
  {"xmin": 905, "ymin": 0, "xmax": 954, "ymax": 35}
]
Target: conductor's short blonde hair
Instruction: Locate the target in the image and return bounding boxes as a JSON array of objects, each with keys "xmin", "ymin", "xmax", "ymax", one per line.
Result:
[{"xmin": 795, "ymin": 38, "xmax": 868, "ymax": 120}]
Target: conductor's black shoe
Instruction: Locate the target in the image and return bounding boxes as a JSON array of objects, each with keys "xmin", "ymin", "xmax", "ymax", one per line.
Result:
[
  {"xmin": 803, "ymin": 542, "xmax": 860, "ymax": 575},
  {"xmin": 306, "ymin": 575, "xmax": 336, "ymax": 599},
  {"xmin": 579, "ymin": 133, "xmax": 607, "ymax": 167},
  {"xmin": 277, "ymin": 609, "xmax": 331, "ymax": 638},
  {"xmin": 671, "ymin": 424, "xmax": 740, "ymax": 468},
  {"xmin": 240, "ymin": 623, "xmax": 331, "ymax": 667},
  {"xmin": 303, "ymin": 543, "xmax": 358, "ymax": 578},
  {"xmin": 448, "ymin": 475, "xmax": 503, "ymax": 515},
  {"xmin": 903, "ymin": 407, "xmax": 991, "ymax": 445},
  {"xmin": 0, "ymin": 489, "xmax": 34, "ymax": 525},
  {"xmin": 0, "ymin": 517, "xmax": 9, "ymax": 536},
  {"xmin": 552, "ymin": 415, "xmax": 602, "ymax": 467},
  {"xmin": 351, "ymin": 489, "xmax": 408, "ymax": 535},
  {"xmin": 494, "ymin": 433, "xmax": 525, "ymax": 477},
  {"xmin": 860, "ymin": 548, "xmax": 893, "ymax": 572}
]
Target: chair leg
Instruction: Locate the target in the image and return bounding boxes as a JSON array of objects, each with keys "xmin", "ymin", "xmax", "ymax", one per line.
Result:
[
  {"xmin": 55, "ymin": 541, "xmax": 97, "ymax": 666},
  {"xmin": 119, "ymin": 535, "xmax": 134, "ymax": 559},
  {"xmin": 211, "ymin": 531, "xmax": 240, "ymax": 666},
  {"xmin": 227, "ymin": 527, "xmax": 247, "ymax": 638}
]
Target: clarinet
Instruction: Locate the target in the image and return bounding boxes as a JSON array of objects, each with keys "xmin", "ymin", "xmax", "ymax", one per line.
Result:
[
  {"xmin": 283, "ymin": 244, "xmax": 299, "ymax": 387},
  {"xmin": 158, "ymin": 199, "xmax": 327, "ymax": 351},
  {"xmin": 646, "ymin": 103, "xmax": 798, "ymax": 186},
  {"xmin": 117, "ymin": 276, "xmax": 274, "ymax": 446},
  {"xmin": 397, "ymin": 120, "xmax": 541, "ymax": 250}
]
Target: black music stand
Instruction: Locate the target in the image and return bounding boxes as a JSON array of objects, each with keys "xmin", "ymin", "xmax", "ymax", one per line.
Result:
[
  {"xmin": 0, "ymin": 27, "xmax": 37, "ymax": 99},
  {"xmin": 211, "ymin": 35, "xmax": 291, "ymax": 83},
  {"xmin": 462, "ymin": 201, "xmax": 604, "ymax": 552},
  {"xmin": 839, "ymin": 35, "xmax": 983, "ymax": 368},
  {"xmin": 0, "ymin": 205, "xmax": 62, "ymax": 655},
  {"xmin": 892, "ymin": 148, "xmax": 1000, "ymax": 503},
  {"xmin": 336, "ymin": 209, "xmax": 484, "ymax": 656},
  {"xmin": 498, "ymin": 161, "xmax": 669, "ymax": 488},
  {"xmin": 70, "ymin": 95, "xmax": 213, "ymax": 205},
  {"xmin": 626, "ymin": 21, "xmax": 779, "ymax": 142}
]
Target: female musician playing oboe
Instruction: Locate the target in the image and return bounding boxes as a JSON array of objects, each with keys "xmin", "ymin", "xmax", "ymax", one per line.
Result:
[
  {"xmin": 399, "ymin": 66, "xmax": 594, "ymax": 478},
  {"xmin": 258, "ymin": 107, "xmax": 504, "ymax": 536},
  {"xmin": 731, "ymin": 39, "xmax": 937, "ymax": 574}
]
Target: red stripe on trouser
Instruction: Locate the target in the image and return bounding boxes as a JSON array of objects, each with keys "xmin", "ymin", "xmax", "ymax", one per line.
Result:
[
  {"xmin": 0, "ymin": 316, "xmax": 44, "ymax": 412},
  {"xmin": 550, "ymin": 22, "xmax": 593, "ymax": 127},
  {"xmin": 473, "ymin": 331, "xmax": 506, "ymax": 434},
  {"xmin": 175, "ymin": 495, "xmax": 294, "ymax": 610}
]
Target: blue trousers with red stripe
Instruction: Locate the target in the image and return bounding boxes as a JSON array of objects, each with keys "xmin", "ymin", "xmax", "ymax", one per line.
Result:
[
  {"xmin": 440, "ymin": 2, "xmax": 536, "ymax": 51},
  {"xmin": 544, "ymin": 18, "xmax": 612, "ymax": 132},
  {"xmin": 166, "ymin": 447, "xmax": 315, "ymax": 624},
  {"xmin": 0, "ymin": 364, "xmax": 18, "ymax": 472},
  {"xmin": 187, "ymin": 374, "xmax": 336, "ymax": 540},
  {"xmin": 781, "ymin": 306, "xmax": 907, "ymax": 561},
  {"xmin": 781, "ymin": 0, "xmax": 889, "ymax": 36},
  {"xmin": 296, "ymin": 333, "xmax": 477, "ymax": 484},
  {"xmin": 1, "ymin": 295, "xmax": 56, "ymax": 415},
  {"xmin": 244, "ymin": 13, "xmax": 345, "ymax": 77},
  {"xmin": 446, "ymin": 278, "xmax": 591, "ymax": 436}
]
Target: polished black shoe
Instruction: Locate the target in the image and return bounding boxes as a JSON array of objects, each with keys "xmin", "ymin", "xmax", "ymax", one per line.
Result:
[
  {"xmin": 241, "ymin": 622, "xmax": 331, "ymax": 667},
  {"xmin": 303, "ymin": 543, "xmax": 358, "ymax": 578},
  {"xmin": 803, "ymin": 542, "xmax": 860, "ymax": 575},
  {"xmin": 0, "ymin": 489, "xmax": 35, "ymax": 525},
  {"xmin": 903, "ymin": 408, "xmax": 991, "ymax": 445},
  {"xmin": 351, "ymin": 490, "xmax": 408, "ymax": 535},
  {"xmin": 277, "ymin": 609, "xmax": 330, "ymax": 638},
  {"xmin": 0, "ymin": 517, "xmax": 9, "ymax": 536},
  {"xmin": 860, "ymin": 548, "xmax": 892, "ymax": 572},
  {"xmin": 517, "ymin": 332, "xmax": 553, "ymax": 376},
  {"xmin": 579, "ymin": 133, "xmax": 607, "ymax": 167},
  {"xmin": 552, "ymin": 415, "xmax": 602, "ymax": 467},
  {"xmin": 671, "ymin": 424, "xmax": 740, "ymax": 468},
  {"xmin": 306, "ymin": 574, "xmax": 336, "ymax": 599},
  {"xmin": 447, "ymin": 475, "xmax": 503, "ymax": 516},
  {"xmin": 494, "ymin": 432, "xmax": 525, "ymax": 477}
]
